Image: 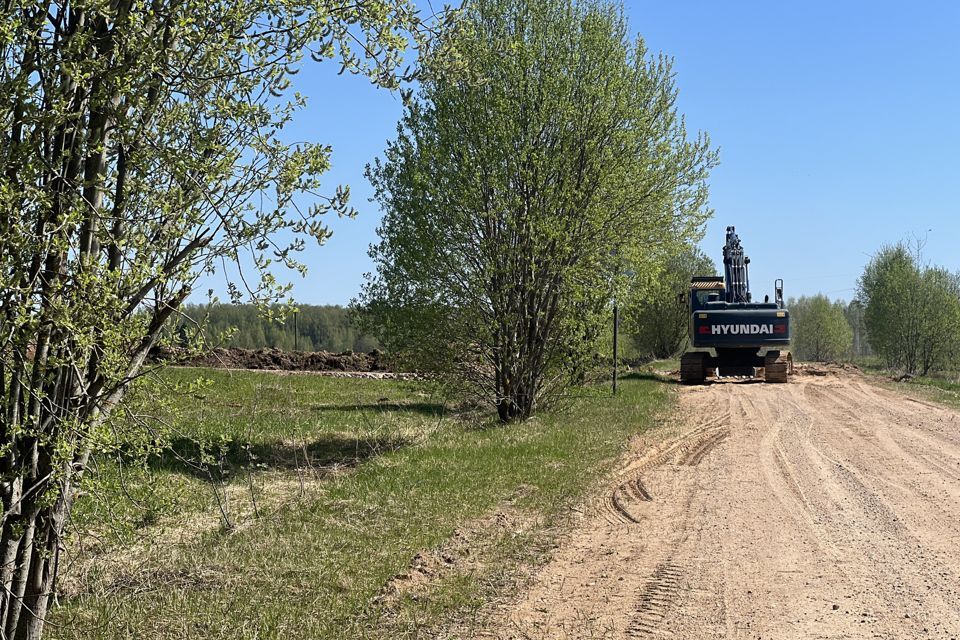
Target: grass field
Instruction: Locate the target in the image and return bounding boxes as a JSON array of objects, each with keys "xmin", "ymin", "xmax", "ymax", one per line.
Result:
[
  {"xmin": 876, "ymin": 371, "xmax": 960, "ymax": 411},
  {"xmin": 51, "ymin": 366, "xmax": 673, "ymax": 639},
  {"xmin": 854, "ymin": 359, "xmax": 960, "ymax": 411}
]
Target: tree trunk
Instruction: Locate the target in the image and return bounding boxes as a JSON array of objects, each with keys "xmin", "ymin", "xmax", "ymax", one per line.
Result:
[{"xmin": 0, "ymin": 457, "xmax": 76, "ymax": 639}]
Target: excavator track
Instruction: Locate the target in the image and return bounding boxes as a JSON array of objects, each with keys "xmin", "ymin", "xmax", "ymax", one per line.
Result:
[
  {"xmin": 763, "ymin": 351, "xmax": 791, "ymax": 383},
  {"xmin": 679, "ymin": 352, "xmax": 706, "ymax": 384}
]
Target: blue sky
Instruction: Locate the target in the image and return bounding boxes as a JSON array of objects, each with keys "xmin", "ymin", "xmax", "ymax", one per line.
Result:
[{"xmin": 227, "ymin": 0, "xmax": 960, "ymax": 306}]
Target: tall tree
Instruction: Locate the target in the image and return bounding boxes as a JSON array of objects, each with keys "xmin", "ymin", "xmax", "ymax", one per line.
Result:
[
  {"xmin": 916, "ymin": 267, "xmax": 960, "ymax": 375},
  {"xmin": 360, "ymin": 0, "xmax": 717, "ymax": 421},
  {"xmin": 626, "ymin": 245, "xmax": 717, "ymax": 359},
  {"xmin": 0, "ymin": 1, "xmax": 445, "ymax": 636},
  {"xmin": 859, "ymin": 245, "xmax": 923, "ymax": 372},
  {"xmin": 790, "ymin": 294, "xmax": 852, "ymax": 362},
  {"xmin": 858, "ymin": 243, "xmax": 960, "ymax": 374}
]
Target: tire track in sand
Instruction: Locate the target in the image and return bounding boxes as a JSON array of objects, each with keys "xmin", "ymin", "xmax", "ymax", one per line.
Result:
[
  {"xmin": 599, "ymin": 411, "xmax": 730, "ymax": 525},
  {"xmin": 481, "ymin": 368, "xmax": 960, "ymax": 639},
  {"xmin": 625, "ymin": 561, "xmax": 686, "ymax": 637}
]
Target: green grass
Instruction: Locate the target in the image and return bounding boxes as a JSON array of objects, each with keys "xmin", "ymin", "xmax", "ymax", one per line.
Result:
[
  {"xmin": 51, "ymin": 369, "xmax": 672, "ymax": 639},
  {"xmin": 70, "ymin": 370, "xmax": 440, "ymax": 549},
  {"xmin": 852, "ymin": 357, "xmax": 960, "ymax": 410},
  {"xmin": 859, "ymin": 365, "xmax": 960, "ymax": 411},
  {"xmin": 646, "ymin": 358, "xmax": 680, "ymax": 373}
]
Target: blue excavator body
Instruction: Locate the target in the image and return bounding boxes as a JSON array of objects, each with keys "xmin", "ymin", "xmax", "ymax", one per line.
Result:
[{"xmin": 680, "ymin": 227, "xmax": 793, "ymax": 383}]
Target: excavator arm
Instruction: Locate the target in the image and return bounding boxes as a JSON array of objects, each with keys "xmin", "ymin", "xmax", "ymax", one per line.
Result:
[{"xmin": 722, "ymin": 226, "xmax": 751, "ymax": 304}]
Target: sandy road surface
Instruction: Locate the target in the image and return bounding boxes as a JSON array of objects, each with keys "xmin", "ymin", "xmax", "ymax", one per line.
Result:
[{"xmin": 486, "ymin": 370, "xmax": 960, "ymax": 639}]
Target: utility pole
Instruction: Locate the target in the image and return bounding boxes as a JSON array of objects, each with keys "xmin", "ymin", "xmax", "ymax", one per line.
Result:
[
  {"xmin": 293, "ymin": 309, "xmax": 299, "ymax": 351},
  {"xmin": 853, "ymin": 301, "xmax": 861, "ymax": 361},
  {"xmin": 613, "ymin": 299, "xmax": 619, "ymax": 395}
]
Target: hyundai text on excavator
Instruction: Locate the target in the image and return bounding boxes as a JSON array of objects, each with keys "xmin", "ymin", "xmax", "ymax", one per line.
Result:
[{"xmin": 680, "ymin": 226, "xmax": 793, "ymax": 383}]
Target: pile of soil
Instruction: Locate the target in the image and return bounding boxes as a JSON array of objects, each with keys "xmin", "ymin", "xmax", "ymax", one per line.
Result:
[
  {"xmin": 150, "ymin": 346, "xmax": 391, "ymax": 372},
  {"xmin": 794, "ymin": 361, "xmax": 861, "ymax": 377}
]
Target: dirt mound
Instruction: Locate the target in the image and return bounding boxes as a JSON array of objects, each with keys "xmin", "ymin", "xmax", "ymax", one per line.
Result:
[
  {"xmin": 794, "ymin": 361, "xmax": 861, "ymax": 377},
  {"xmin": 150, "ymin": 346, "xmax": 391, "ymax": 372}
]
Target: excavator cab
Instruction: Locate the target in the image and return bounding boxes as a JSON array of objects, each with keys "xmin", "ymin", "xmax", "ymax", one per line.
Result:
[{"xmin": 689, "ymin": 277, "xmax": 725, "ymax": 311}]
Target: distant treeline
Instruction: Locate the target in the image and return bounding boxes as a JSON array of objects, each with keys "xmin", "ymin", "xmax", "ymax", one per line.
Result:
[{"xmin": 175, "ymin": 304, "xmax": 379, "ymax": 353}]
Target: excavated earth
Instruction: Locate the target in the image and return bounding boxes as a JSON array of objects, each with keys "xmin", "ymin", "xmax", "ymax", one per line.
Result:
[
  {"xmin": 482, "ymin": 367, "xmax": 960, "ymax": 639},
  {"xmin": 149, "ymin": 346, "xmax": 392, "ymax": 373}
]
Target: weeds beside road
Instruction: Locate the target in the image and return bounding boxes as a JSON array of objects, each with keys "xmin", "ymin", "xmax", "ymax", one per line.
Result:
[
  {"xmin": 53, "ymin": 367, "xmax": 671, "ymax": 639},
  {"xmin": 854, "ymin": 360, "xmax": 960, "ymax": 411}
]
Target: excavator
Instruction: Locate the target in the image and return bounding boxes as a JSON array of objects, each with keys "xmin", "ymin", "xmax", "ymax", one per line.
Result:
[{"xmin": 680, "ymin": 226, "xmax": 793, "ymax": 383}]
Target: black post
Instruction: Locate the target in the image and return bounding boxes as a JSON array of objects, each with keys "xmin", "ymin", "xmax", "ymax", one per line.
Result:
[
  {"xmin": 294, "ymin": 310, "xmax": 299, "ymax": 352},
  {"xmin": 852, "ymin": 301, "xmax": 861, "ymax": 361},
  {"xmin": 613, "ymin": 300, "xmax": 619, "ymax": 395}
]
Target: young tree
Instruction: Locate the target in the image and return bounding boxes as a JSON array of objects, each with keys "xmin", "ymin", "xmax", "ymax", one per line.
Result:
[
  {"xmin": 0, "ymin": 1, "xmax": 445, "ymax": 636},
  {"xmin": 859, "ymin": 245, "xmax": 923, "ymax": 372},
  {"xmin": 916, "ymin": 267, "xmax": 960, "ymax": 375},
  {"xmin": 858, "ymin": 243, "xmax": 960, "ymax": 374},
  {"xmin": 360, "ymin": 0, "xmax": 717, "ymax": 421},
  {"xmin": 626, "ymin": 246, "xmax": 717, "ymax": 359},
  {"xmin": 791, "ymin": 294, "xmax": 852, "ymax": 362}
]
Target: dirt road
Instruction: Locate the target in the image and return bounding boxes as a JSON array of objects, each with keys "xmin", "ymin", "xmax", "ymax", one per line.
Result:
[{"xmin": 488, "ymin": 370, "xmax": 960, "ymax": 639}]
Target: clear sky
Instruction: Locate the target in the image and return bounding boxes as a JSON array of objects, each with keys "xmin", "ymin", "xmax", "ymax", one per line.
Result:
[{"xmin": 233, "ymin": 0, "xmax": 960, "ymax": 306}]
